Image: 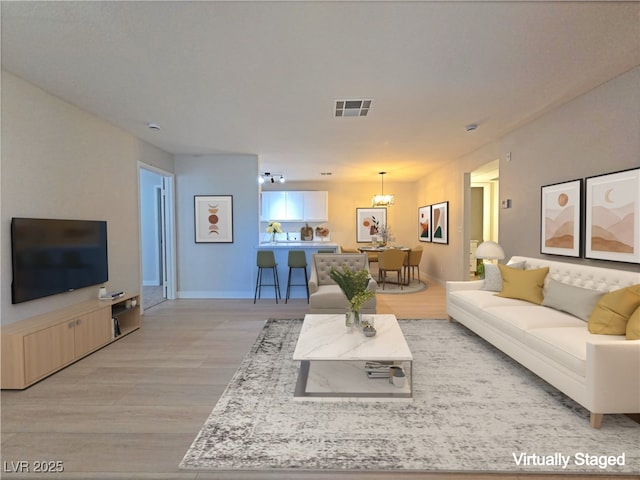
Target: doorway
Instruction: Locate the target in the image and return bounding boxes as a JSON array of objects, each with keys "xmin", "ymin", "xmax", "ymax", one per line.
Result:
[
  {"xmin": 138, "ymin": 164, "xmax": 176, "ymax": 310},
  {"xmin": 467, "ymin": 160, "xmax": 500, "ymax": 278}
]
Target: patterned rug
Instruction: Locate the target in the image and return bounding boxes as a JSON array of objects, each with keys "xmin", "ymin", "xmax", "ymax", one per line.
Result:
[
  {"xmin": 180, "ymin": 319, "xmax": 639, "ymax": 474},
  {"xmin": 375, "ymin": 278, "xmax": 427, "ymax": 294}
]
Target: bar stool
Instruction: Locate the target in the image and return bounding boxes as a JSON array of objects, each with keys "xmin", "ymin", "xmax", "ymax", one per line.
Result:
[
  {"xmin": 285, "ymin": 250, "xmax": 309, "ymax": 303},
  {"xmin": 254, "ymin": 250, "xmax": 281, "ymax": 303}
]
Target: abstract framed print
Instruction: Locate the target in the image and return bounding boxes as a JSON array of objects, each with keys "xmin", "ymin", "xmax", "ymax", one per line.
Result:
[
  {"xmin": 540, "ymin": 179, "xmax": 582, "ymax": 257},
  {"xmin": 356, "ymin": 208, "xmax": 386, "ymax": 243},
  {"xmin": 194, "ymin": 195, "xmax": 234, "ymax": 243},
  {"xmin": 418, "ymin": 205, "xmax": 431, "ymax": 242},
  {"xmin": 431, "ymin": 201, "xmax": 449, "ymax": 244},
  {"xmin": 585, "ymin": 168, "xmax": 639, "ymax": 263}
]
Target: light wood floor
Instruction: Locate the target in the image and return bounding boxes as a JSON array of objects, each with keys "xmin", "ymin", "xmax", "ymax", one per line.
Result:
[{"xmin": 0, "ymin": 284, "xmax": 633, "ymax": 479}]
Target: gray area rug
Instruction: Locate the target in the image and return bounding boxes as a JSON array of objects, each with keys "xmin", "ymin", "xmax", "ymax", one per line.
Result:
[{"xmin": 180, "ymin": 319, "xmax": 639, "ymax": 474}]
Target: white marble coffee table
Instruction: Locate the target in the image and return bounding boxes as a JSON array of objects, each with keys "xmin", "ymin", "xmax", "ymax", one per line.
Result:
[{"xmin": 292, "ymin": 314, "xmax": 413, "ymax": 401}]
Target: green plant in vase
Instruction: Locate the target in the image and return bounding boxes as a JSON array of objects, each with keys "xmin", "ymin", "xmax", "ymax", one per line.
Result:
[{"xmin": 329, "ymin": 264, "xmax": 376, "ymax": 327}]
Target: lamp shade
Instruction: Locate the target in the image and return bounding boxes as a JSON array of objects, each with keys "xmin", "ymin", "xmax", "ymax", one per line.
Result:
[{"xmin": 475, "ymin": 241, "xmax": 505, "ymax": 260}]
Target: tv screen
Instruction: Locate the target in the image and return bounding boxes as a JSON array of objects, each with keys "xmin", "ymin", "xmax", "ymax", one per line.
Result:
[{"xmin": 11, "ymin": 218, "xmax": 109, "ymax": 304}]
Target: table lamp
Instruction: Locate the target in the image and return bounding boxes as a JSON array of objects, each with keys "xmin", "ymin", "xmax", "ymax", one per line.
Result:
[{"xmin": 475, "ymin": 241, "xmax": 505, "ymax": 278}]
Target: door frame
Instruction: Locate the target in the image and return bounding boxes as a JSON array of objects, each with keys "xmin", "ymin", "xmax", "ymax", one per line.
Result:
[{"xmin": 137, "ymin": 162, "xmax": 176, "ymax": 306}]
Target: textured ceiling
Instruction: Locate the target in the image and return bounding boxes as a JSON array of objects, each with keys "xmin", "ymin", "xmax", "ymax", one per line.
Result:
[{"xmin": 2, "ymin": 1, "xmax": 639, "ymax": 182}]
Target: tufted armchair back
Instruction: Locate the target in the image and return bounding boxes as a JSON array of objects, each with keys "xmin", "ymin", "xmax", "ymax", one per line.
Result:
[
  {"xmin": 308, "ymin": 253, "xmax": 377, "ymax": 313},
  {"xmin": 311, "ymin": 253, "xmax": 370, "ymax": 286}
]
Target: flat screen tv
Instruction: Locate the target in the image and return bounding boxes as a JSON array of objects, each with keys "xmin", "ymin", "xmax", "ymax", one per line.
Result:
[{"xmin": 11, "ymin": 218, "xmax": 109, "ymax": 304}]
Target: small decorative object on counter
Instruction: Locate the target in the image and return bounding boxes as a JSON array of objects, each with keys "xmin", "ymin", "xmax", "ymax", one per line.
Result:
[
  {"xmin": 266, "ymin": 220, "xmax": 282, "ymax": 244},
  {"xmin": 315, "ymin": 225, "xmax": 330, "ymax": 241},
  {"xmin": 301, "ymin": 223, "xmax": 313, "ymax": 241}
]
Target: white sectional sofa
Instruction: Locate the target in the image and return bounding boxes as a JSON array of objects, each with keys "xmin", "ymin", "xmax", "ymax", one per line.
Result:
[{"xmin": 446, "ymin": 256, "xmax": 639, "ymax": 428}]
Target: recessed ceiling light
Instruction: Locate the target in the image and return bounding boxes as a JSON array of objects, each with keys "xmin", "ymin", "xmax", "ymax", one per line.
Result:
[
  {"xmin": 465, "ymin": 123, "xmax": 478, "ymax": 132},
  {"xmin": 147, "ymin": 123, "xmax": 161, "ymax": 130}
]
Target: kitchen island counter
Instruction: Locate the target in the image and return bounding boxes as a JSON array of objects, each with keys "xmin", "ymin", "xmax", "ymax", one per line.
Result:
[
  {"xmin": 257, "ymin": 242, "xmax": 338, "ymax": 248},
  {"xmin": 255, "ymin": 243, "xmax": 338, "ymax": 300}
]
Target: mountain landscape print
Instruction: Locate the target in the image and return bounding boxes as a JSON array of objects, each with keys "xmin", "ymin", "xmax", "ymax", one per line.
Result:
[
  {"xmin": 541, "ymin": 180, "xmax": 581, "ymax": 257},
  {"xmin": 590, "ymin": 204, "xmax": 634, "ymax": 253},
  {"xmin": 545, "ymin": 204, "xmax": 575, "ymax": 248},
  {"xmin": 586, "ymin": 168, "xmax": 639, "ymax": 263}
]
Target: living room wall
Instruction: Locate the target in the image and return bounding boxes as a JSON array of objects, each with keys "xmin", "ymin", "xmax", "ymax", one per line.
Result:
[
  {"xmin": 174, "ymin": 154, "xmax": 260, "ymax": 298},
  {"xmin": 1, "ymin": 71, "xmax": 174, "ymax": 325},
  {"xmin": 417, "ymin": 66, "xmax": 640, "ymax": 282}
]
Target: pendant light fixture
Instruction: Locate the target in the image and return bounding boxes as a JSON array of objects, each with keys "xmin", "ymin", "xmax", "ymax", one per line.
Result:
[{"xmin": 371, "ymin": 171, "xmax": 395, "ymax": 207}]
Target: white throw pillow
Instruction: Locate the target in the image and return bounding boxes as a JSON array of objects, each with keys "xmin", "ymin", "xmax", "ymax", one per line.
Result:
[
  {"xmin": 482, "ymin": 261, "xmax": 525, "ymax": 292},
  {"xmin": 542, "ymin": 279, "xmax": 605, "ymax": 322}
]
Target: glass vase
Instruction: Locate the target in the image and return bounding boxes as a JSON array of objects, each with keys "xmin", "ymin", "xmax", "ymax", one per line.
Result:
[
  {"xmin": 345, "ymin": 309, "xmax": 361, "ymax": 330},
  {"xmin": 270, "ymin": 232, "xmax": 277, "ymax": 244}
]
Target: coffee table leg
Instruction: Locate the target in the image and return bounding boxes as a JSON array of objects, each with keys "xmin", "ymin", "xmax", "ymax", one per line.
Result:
[{"xmin": 294, "ymin": 360, "xmax": 310, "ymax": 398}]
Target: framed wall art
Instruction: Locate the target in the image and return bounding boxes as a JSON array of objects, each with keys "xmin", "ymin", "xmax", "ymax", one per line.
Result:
[
  {"xmin": 431, "ymin": 201, "xmax": 449, "ymax": 244},
  {"xmin": 540, "ymin": 179, "xmax": 583, "ymax": 258},
  {"xmin": 194, "ymin": 195, "xmax": 234, "ymax": 243},
  {"xmin": 418, "ymin": 205, "xmax": 431, "ymax": 242},
  {"xmin": 585, "ymin": 168, "xmax": 639, "ymax": 263},
  {"xmin": 356, "ymin": 208, "xmax": 386, "ymax": 243}
]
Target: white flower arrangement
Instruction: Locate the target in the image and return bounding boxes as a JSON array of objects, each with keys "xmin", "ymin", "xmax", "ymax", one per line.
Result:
[{"xmin": 266, "ymin": 221, "xmax": 283, "ymax": 234}]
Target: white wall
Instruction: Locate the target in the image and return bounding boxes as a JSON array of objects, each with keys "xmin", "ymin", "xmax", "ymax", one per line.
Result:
[
  {"xmin": 174, "ymin": 154, "xmax": 259, "ymax": 297},
  {"xmin": 1, "ymin": 70, "xmax": 174, "ymax": 325},
  {"xmin": 417, "ymin": 67, "xmax": 640, "ymax": 282}
]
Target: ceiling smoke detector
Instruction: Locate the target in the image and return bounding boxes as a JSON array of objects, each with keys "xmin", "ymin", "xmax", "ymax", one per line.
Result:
[{"xmin": 335, "ymin": 99, "xmax": 372, "ymax": 117}]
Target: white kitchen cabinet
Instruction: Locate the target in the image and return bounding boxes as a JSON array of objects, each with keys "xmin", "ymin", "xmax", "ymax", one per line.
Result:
[
  {"xmin": 261, "ymin": 191, "xmax": 328, "ymax": 222},
  {"xmin": 303, "ymin": 191, "xmax": 328, "ymax": 222}
]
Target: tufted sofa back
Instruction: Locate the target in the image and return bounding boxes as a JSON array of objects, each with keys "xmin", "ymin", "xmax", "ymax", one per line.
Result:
[
  {"xmin": 312, "ymin": 253, "xmax": 370, "ymax": 286},
  {"xmin": 509, "ymin": 256, "xmax": 639, "ymax": 293}
]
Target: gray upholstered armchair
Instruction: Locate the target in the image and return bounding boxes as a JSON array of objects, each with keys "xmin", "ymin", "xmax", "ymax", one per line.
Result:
[{"xmin": 308, "ymin": 253, "xmax": 377, "ymax": 314}]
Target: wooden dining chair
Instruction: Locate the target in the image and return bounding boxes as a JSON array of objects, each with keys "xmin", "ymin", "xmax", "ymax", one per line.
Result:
[
  {"xmin": 378, "ymin": 249, "xmax": 406, "ymax": 290},
  {"xmin": 404, "ymin": 246, "xmax": 423, "ymax": 283}
]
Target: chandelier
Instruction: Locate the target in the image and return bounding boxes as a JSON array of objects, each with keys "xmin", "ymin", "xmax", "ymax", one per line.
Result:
[{"xmin": 371, "ymin": 171, "xmax": 395, "ymax": 207}]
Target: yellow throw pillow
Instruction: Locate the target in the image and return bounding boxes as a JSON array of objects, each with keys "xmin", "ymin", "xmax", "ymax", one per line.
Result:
[
  {"xmin": 588, "ymin": 284, "xmax": 640, "ymax": 335},
  {"xmin": 495, "ymin": 265, "xmax": 549, "ymax": 305},
  {"xmin": 627, "ymin": 306, "xmax": 640, "ymax": 340}
]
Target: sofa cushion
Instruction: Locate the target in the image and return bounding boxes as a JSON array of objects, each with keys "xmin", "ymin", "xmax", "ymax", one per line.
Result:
[
  {"xmin": 496, "ymin": 265, "xmax": 549, "ymax": 304},
  {"xmin": 542, "ymin": 279, "xmax": 605, "ymax": 322},
  {"xmin": 482, "ymin": 305, "xmax": 585, "ymax": 345},
  {"xmin": 481, "ymin": 261, "xmax": 525, "ymax": 292},
  {"xmin": 627, "ymin": 306, "xmax": 640, "ymax": 340},
  {"xmin": 588, "ymin": 284, "xmax": 640, "ymax": 335},
  {"xmin": 449, "ymin": 290, "xmax": 532, "ymax": 310}
]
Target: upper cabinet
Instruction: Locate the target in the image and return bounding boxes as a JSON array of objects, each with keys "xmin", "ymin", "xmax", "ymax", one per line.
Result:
[
  {"xmin": 302, "ymin": 191, "xmax": 328, "ymax": 222},
  {"xmin": 261, "ymin": 191, "xmax": 328, "ymax": 222}
]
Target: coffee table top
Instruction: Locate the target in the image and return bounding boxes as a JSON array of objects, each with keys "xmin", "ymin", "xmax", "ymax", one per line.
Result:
[{"xmin": 292, "ymin": 314, "xmax": 412, "ymax": 362}]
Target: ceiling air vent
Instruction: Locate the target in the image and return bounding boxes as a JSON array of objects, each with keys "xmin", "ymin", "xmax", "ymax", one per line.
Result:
[{"xmin": 335, "ymin": 99, "xmax": 372, "ymax": 117}]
